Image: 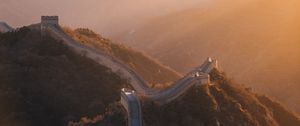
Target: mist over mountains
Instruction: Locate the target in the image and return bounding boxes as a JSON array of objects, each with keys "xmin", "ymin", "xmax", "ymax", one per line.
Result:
[
  {"xmin": 0, "ymin": 0, "xmax": 207, "ymax": 36},
  {"xmin": 112, "ymin": 0, "xmax": 300, "ymax": 114},
  {"xmin": 0, "ymin": 0, "xmax": 300, "ymax": 125}
]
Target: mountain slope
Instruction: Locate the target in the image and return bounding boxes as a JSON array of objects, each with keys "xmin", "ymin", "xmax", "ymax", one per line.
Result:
[
  {"xmin": 142, "ymin": 69, "xmax": 300, "ymax": 126},
  {"xmin": 63, "ymin": 27, "xmax": 181, "ymax": 88},
  {"xmin": 113, "ymin": 0, "xmax": 300, "ymax": 114},
  {"xmin": 0, "ymin": 27, "xmax": 127, "ymax": 126},
  {"xmin": 1, "ymin": 25, "xmax": 299, "ymax": 126}
]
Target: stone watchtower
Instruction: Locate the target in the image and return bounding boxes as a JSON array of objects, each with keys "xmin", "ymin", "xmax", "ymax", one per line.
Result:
[{"xmin": 41, "ymin": 16, "xmax": 59, "ymax": 36}]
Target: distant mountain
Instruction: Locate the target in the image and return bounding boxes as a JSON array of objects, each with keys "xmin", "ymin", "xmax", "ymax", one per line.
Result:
[
  {"xmin": 0, "ymin": 0, "xmax": 204, "ymax": 36},
  {"xmin": 112, "ymin": 0, "xmax": 300, "ymax": 114},
  {"xmin": 63, "ymin": 27, "xmax": 181, "ymax": 88}
]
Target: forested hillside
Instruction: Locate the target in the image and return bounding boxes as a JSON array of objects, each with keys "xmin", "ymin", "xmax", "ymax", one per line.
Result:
[
  {"xmin": 0, "ymin": 27, "xmax": 127, "ymax": 126},
  {"xmin": 63, "ymin": 28, "xmax": 181, "ymax": 88}
]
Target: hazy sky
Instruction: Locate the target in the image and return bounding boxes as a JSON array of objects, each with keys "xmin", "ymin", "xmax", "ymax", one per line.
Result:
[{"xmin": 0, "ymin": 0, "xmax": 209, "ymax": 36}]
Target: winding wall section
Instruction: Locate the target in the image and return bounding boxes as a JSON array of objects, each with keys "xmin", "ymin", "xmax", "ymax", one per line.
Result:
[{"xmin": 41, "ymin": 18, "xmax": 218, "ymax": 126}]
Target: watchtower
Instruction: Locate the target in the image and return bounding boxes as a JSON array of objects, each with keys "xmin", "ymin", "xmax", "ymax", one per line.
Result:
[
  {"xmin": 194, "ymin": 72, "xmax": 210, "ymax": 86},
  {"xmin": 41, "ymin": 16, "xmax": 59, "ymax": 36},
  {"xmin": 41, "ymin": 16, "xmax": 58, "ymax": 26}
]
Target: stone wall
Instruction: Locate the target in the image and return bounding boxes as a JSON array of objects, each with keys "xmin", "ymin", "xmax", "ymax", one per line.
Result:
[{"xmin": 121, "ymin": 88, "xmax": 143, "ymax": 126}]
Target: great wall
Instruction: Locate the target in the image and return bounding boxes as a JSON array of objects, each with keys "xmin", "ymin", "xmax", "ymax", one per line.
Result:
[{"xmin": 0, "ymin": 16, "xmax": 219, "ymax": 126}]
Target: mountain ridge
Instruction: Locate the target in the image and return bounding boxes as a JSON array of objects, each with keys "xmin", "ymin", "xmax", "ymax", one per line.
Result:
[
  {"xmin": 0, "ymin": 23, "xmax": 299, "ymax": 126},
  {"xmin": 63, "ymin": 27, "xmax": 181, "ymax": 88}
]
